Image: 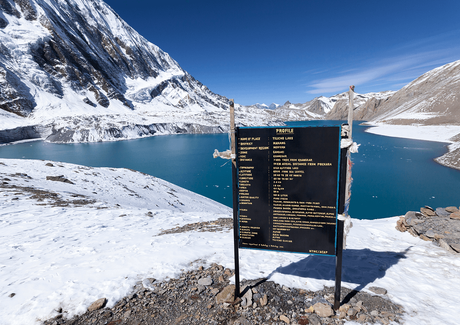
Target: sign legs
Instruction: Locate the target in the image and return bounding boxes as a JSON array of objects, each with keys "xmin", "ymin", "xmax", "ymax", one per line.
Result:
[
  {"xmin": 334, "ymin": 219, "xmax": 345, "ymax": 310},
  {"xmin": 232, "ymin": 151, "xmax": 241, "ymax": 299}
]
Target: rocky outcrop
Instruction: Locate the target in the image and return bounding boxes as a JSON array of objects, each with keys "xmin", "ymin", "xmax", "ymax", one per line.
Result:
[
  {"xmin": 434, "ymin": 133, "xmax": 460, "ymax": 171},
  {"xmin": 325, "ymin": 92, "xmax": 394, "ymax": 120},
  {"xmin": 43, "ymin": 122, "xmax": 227, "ymax": 143},
  {"xmin": 396, "ymin": 206, "xmax": 460, "ymax": 253},
  {"xmin": 0, "ymin": 64, "xmax": 36, "ymax": 117},
  {"xmin": 0, "ymin": 125, "xmax": 42, "ymax": 144}
]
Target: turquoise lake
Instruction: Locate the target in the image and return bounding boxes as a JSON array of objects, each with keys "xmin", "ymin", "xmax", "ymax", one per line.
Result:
[{"xmin": 1, "ymin": 121, "xmax": 459, "ymax": 220}]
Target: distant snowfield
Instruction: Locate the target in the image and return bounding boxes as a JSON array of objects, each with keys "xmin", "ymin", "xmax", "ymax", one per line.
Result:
[
  {"xmin": 364, "ymin": 123, "xmax": 460, "ymax": 143},
  {"xmin": 1, "ymin": 159, "xmax": 460, "ymax": 325}
]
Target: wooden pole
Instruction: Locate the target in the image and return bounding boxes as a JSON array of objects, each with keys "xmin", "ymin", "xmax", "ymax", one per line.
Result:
[
  {"xmin": 230, "ymin": 99, "xmax": 236, "ymax": 167},
  {"xmin": 347, "ymin": 86, "xmax": 354, "ymax": 139}
]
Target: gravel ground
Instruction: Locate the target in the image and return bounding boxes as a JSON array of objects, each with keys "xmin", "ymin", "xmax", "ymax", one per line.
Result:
[{"xmin": 43, "ymin": 263, "xmax": 404, "ymax": 325}]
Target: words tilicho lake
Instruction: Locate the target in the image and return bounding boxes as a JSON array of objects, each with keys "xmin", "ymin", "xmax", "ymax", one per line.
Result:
[{"xmin": 1, "ymin": 121, "xmax": 459, "ymax": 219}]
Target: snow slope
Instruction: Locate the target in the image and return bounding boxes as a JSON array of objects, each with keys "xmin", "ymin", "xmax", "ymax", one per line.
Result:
[{"xmin": 1, "ymin": 158, "xmax": 460, "ymax": 325}]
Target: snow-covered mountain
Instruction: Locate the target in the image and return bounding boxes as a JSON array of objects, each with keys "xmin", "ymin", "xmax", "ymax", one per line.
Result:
[
  {"xmin": 0, "ymin": 0, "xmax": 286, "ymax": 143},
  {"xmin": 250, "ymin": 103, "xmax": 280, "ymax": 110},
  {"xmin": 368, "ymin": 60, "xmax": 460, "ymax": 125},
  {"xmin": 251, "ymin": 92, "xmax": 395, "ymax": 122},
  {"xmin": 325, "ymin": 91, "xmax": 396, "ymax": 120}
]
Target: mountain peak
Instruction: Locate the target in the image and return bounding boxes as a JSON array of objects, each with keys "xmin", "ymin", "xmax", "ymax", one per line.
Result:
[{"xmin": 0, "ymin": 0, "xmax": 229, "ymax": 120}]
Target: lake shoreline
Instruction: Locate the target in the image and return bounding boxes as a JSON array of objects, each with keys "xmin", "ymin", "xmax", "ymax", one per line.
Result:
[
  {"xmin": 3, "ymin": 120, "xmax": 459, "ymax": 172},
  {"xmin": 363, "ymin": 123, "xmax": 460, "ymax": 171}
]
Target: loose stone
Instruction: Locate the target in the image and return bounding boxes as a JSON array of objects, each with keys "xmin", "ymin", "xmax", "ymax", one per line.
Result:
[
  {"xmin": 446, "ymin": 206, "xmax": 459, "ymax": 213},
  {"xmin": 87, "ymin": 298, "xmax": 107, "ymax": 312},
  {"xmin": 280, "ymin": 314, "xmax": 290, "ymax": 324},
  {"xmin": 313, "ymin": 302, "xmax": 334, "ymax": 317},
  {"xmin": 369, "ymin": 286, "xmax": 387, "ymax": 295},
  {"xmin": 450, "ymin": 211, "xmax": 460, "ymax": 220},
  {"xmin": 198, "ymin": 276, "xmax": 213, "ymax": 286}
]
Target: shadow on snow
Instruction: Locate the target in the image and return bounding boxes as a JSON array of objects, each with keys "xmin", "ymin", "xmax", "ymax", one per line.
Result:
[{"xmin": 269, "ymin": 247, "xmax": 410, "ymax": 302}]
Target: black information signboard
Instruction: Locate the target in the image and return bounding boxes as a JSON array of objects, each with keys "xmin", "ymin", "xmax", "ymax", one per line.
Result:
[{"xmin": 236, "ymin": 126, "xmax": 342, "ymax": 256}]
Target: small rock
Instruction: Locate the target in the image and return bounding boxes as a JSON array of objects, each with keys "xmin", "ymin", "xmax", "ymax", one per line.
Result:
[
  {"xmin": 88, "ymin": 298, "xmax": 107, "ymax": 312},
  {"xmin": 445, "ymin": 206, "xmax": 459, "ymax": 213},
  {"xmin": 395, "ymin": 217, "xmax": 407, "ymax": 232},
  {"xmin": 46, "ymin": 175, "xmax": 74, "ymax": 185},
  {"xmin": 197, "ymin": 276, "xmax": 213, "ymax": 286},
  {"xmin": 420, "ymin": 207, "xmax": 436, "ymax": 216},
  {"xmin": 45, "ymin": 163, "xmax": 54, "ymax": 167},
  {"xmin": 216, "ymin": 284, "xmax": 235, "ymax": 304},
  {"xmin": 259, "ymin": 294, "xmax": 268, "ymax": 306},
  {"xmin": 424, "ymin": 229, "xmax": 436, "ymax": 238},
  {"xmin": 369, "ymin": 286, "xmax": 387, "ymax": 295},
  {"xmin": 371, "ymin": 310, "xmax": 379, "ymax": 316},
  {"xmin": 210, "ymin": 288, "xmax": 220, "ymax": 296},
  {"xmin": 420, "ymin": 234, "xmax": 433, "ymax": 241},
  {"xmin": 123, "ymin": 310, "xmax": 131, "ymax": 319},
  {"xmin": 280, "ymin": 314, "xmax": 290, "ymax": 324},
  {"xmin": 450, "ymin": 211, "xmax": 460, "ymax": 220},
  {"xmin": 235, "ymin": 317, "xmax": 251, "ymax": 325},
  {"xmin": 9, "ymin": 293, "xmax": 15, "ymax": 298},
  {"xmin": 242, "ymin": 286, "xmax": 253, "ymax": 307},
  {"xmin": 197, "ymin": 284, "xmax": 205, "ymax": 293},
  {"xmin": 347, "ymin": 308, "xmax": 358, "ymax": 316},
  {"xmin": 436, "ymin": 208, "xmax": 451, "ymax": 217},
  {"xmin": 357, "ymin": 314, "xmax": 369, "ymax": 323},
  {"xmin": 313, "ymin": 302, "xmax": 334, "ymax": 317},
  {"xmin": 339, "ymin": 303, "xmax": 350, "ymax": 313},
  {"xmin": 308, "ymin": 314, "xmax": 321, "ymax": 325},
  {"xmin": 450, "ymin": 243, "xmax": 460, "ymax": 253},
  {"xmin": 439, "ymin": 239, "xmax": 456, "ymax": 253}
]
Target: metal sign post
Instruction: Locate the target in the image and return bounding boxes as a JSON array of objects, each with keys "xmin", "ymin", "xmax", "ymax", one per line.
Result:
[{"xmin": 334, "ymin": 85, "xmax": 355, "ymax": 310}]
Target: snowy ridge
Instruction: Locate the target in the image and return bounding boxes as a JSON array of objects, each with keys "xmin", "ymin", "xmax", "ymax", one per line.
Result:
[
  {"xmin": 1, "ymin": 158, "xmax": 460, "ymax": 324},
  {"xmin": 369, "ymin": 60, "xmax": 460, "ymax": 125},
  {"xmin": 242, "ymin": 91, "xmax": 395, "ymax": 122}
]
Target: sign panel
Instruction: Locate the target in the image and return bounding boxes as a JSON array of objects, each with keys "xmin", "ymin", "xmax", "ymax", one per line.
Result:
[{"xmin": 236, "ymin": 126, "xmax": 341, "ymax": 256}]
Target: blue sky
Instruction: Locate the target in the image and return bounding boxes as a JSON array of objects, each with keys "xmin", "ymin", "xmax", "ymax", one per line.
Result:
[{"xmin": 105, "ymin": 0, "xmax": 460, "ymax": 105}]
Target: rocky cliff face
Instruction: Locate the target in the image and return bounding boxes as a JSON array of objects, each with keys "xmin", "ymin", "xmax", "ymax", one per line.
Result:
[
  {"xmin": 368, "ymin": 60, "xmax": 460, "ymax": 125},
  {"xmin": 0, "ymin": 0, "xmax": 234, "ymax": 142},
  {"xmin": 325, "ymin": 91, "xmax": 395, "ymax": 121}
]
